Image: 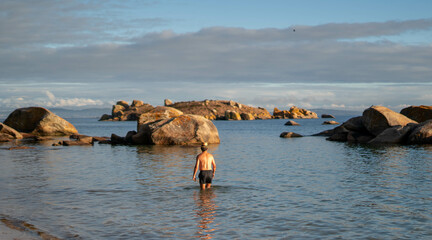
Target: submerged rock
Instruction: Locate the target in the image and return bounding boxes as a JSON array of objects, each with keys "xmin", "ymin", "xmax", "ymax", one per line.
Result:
[
  {"xmin": 323, "ymin": 121, "xmax": 339, "ymax": 125},
  {"xmin": 321, "ymin": 114, "xmax": 335, "ymax": 118},
  {"xmin": 285, "ymin": 120, "xmax": 300, "ymax": 126},
  {"xmin": 4, "ymin": 107, "xmax": 78, "ymax": 136},
  {"xmin": 280, "ymin": 132, "xmax": 303, "ymax": 138},
  {"xmin": 7, "ymin": 146, "xmax": 36, "ymax": 150},
  {"xmin": 62, "ymin": 135, "xmax": 94, "ymax": 146}
]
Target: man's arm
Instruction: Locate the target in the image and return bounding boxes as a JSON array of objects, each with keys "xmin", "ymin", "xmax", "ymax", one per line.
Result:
[
  {"xmin": 212, "ymin": 156, "xmax": 216, "ymax": 178},
  {"xmin": 192, "ymin": 156, "xmax": 199, "ymax": 181}
]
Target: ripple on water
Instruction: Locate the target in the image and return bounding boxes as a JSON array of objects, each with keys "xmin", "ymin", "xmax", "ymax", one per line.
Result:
[{"xmin": 0, "ymin": 118, "xmax": 431, "ymax": 239}]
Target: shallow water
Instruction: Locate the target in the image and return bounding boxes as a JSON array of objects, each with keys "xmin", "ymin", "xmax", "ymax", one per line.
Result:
[{"xmin": 0, "ymin": 117, "xmax": 431, "ymax": 239}]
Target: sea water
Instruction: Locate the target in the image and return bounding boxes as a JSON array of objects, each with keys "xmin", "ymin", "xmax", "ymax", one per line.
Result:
[{"xmin": 0, "ymin": 117, "xmax": 431, "ymax": 239}]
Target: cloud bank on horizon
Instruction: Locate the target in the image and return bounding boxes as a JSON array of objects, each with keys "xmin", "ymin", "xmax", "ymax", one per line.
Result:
[{"xmin": 1, "ymin": 0, "xmax": 431, "ymax": 111}]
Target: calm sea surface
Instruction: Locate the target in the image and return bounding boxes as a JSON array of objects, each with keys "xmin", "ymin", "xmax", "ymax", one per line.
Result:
[{"xmin": 0, "ymin": 117, "xmax": 431, "ymax": 239}]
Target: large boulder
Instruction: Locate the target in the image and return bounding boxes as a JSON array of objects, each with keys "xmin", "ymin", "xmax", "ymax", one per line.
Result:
[
  {"xmin": 342, "ymin": 116, "xmax": 366, "ymax": 132},
  {"xmin": 131, "ymin": 100, "xmax": 144, "ymax": 108},
  {"xmin": 4, "ymin": 107, "xmax": 78, "ymax": 136},
  {"xmin": 0, "ymin": 123, "xmax": 23, "ymax": 142},
  {"xmin": 137, "ymin": 106, "xmax": 183, "ymax": 129},
  {"xmin": 368, "ymin": 124, "xmax": 415, "ymax": 144},
  {"xmin": 400, "ymin": 105, "xmax": 432, "ymax": 123},
  {"xmin": 132, "ymin": 114, "xmax": 220, "ymax": 145},
  {"xmin": 116, "ymin": 100, "xmax": 130, "ymax": 109},
  {"xmin": 407, "ymin": 120, "xmax": 432, "ymax": 144},
  {"xmin": 362, "ymin": 106, "xmax": 417, "ymax": 136},
  {"xmin": 112, "ymin": 104, "xmax": 126, "ymax": 117},
  {"xmin": 164, "ymin": 99, "xmax": 173, "ymax": 106}
]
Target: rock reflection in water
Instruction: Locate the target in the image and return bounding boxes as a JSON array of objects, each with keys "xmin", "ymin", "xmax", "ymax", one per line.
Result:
[{"xmin": 194, "ymin": 189, "xmax": 218, "ymax": 239}]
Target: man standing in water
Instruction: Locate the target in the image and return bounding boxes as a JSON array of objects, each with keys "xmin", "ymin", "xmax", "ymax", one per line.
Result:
[{"xmin": 193, "ymin": 143, "xmax": 216, "ymax": 190}]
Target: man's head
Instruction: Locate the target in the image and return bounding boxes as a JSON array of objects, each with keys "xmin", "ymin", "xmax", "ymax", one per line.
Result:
[{"xmin": 201, "ymin": 142, "xmax": 208, "ymax": 152}]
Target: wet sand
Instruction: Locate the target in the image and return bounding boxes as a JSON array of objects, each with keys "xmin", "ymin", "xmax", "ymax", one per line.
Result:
[
  {"xmin": 0, "ymin": 216, "xmax": 61, "ymax": 240},
  {"xmin": 1, "ymin": 221, "xmax": 40, "ymax": 240}
]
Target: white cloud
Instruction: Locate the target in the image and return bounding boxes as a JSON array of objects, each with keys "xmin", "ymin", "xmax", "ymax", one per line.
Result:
[
  {"xmin": 45, "ymin": 98, "xmax": 104, "ymax": 107},
  {"xmin": 46, "ymin": 90, "xmax": 56, "ymax": 101},
  {"xmin": 1, "ymin": 1, "xmax": 431, "ymax": 111}
]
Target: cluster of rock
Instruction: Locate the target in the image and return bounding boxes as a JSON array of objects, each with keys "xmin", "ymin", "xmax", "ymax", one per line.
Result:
[
  {"xmin": 100, "ymin": 99, "xmax": 272, "ymax": 121},
  {"xmin": 315, "ymin": 105, "xmax": 432, "ymax": 144},
  {"xmin": 273, "ymin": 106, "xmax": 318, "ymax": 119},
  {"xmin": 165, "ymin": 99, "xmax": 271, "ymax": 120},
  {"xmin": 100, "ymin": 100, "xmax": 154, "ymax": 121},
  {"xmin": 1, "ymin": 106, "xmax": 220, "ymax": 147},
  {"xmin": 0, "ymin": 107, "xmax": 110, "ymax": 146}
]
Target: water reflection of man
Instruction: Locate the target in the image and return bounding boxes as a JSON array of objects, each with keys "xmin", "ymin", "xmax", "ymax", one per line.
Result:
[
  {"xmin": 192, "ymin": 143, "xmax": 216, "ymax": 190},
  {"xmin": 194, "ymin": 189, "xmax": 218, "ymax": 239}
]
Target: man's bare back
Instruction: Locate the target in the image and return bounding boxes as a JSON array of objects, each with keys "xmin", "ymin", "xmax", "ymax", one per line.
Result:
[{"xmin": 193, "ymin": 145, "xmax": 216, "ymax": 190}]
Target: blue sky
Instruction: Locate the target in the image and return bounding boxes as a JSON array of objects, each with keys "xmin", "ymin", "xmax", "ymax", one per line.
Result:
[{"xmin": 1, "ymin": 0, "xmax": 432, "ymax": 111}]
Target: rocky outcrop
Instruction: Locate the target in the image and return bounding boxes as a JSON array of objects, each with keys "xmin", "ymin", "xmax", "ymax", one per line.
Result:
[
  {"xmin": 4, "ymin": 107, "xmax": 78, "ymax": 136},
  {"xmin": 280, "ymin": 132, "xmax": 303, "ymax": 138},
  {"xmin": 99, "ymin": 100, "xmax": 155, "ymax": 121},
  {"xmin": 400, "ymin": 105, "xmax": 432, "ymax": 123},
  {"xmin": 0, "ymin": 123, "xmax": 23, "ymax": 142},
  {"xmin": 362, "ymin": 106, "xmax": 417, "ymax": 136},
  {"xmin": 131, "ymin": 114, "xmax": 220, "ymax": 145},
  {"xmin": 273, "ymin": 106, "xmax": 318, "ymax": 119},
  {"xmin": 168, "ymin": 100, "xmax": 271, "ymax": 120},
  {"xmin": 315, "ymin": 105, "xmax": 431, "ymax": 145},
  {"xmin": 137, "ymin": 106, "xmax": 183, "ymax": 129}
]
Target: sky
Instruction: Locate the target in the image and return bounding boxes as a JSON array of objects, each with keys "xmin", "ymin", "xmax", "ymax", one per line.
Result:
[{"xmin": 1, "ymin": 0, "xmax": 432, "ymax": 112}]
